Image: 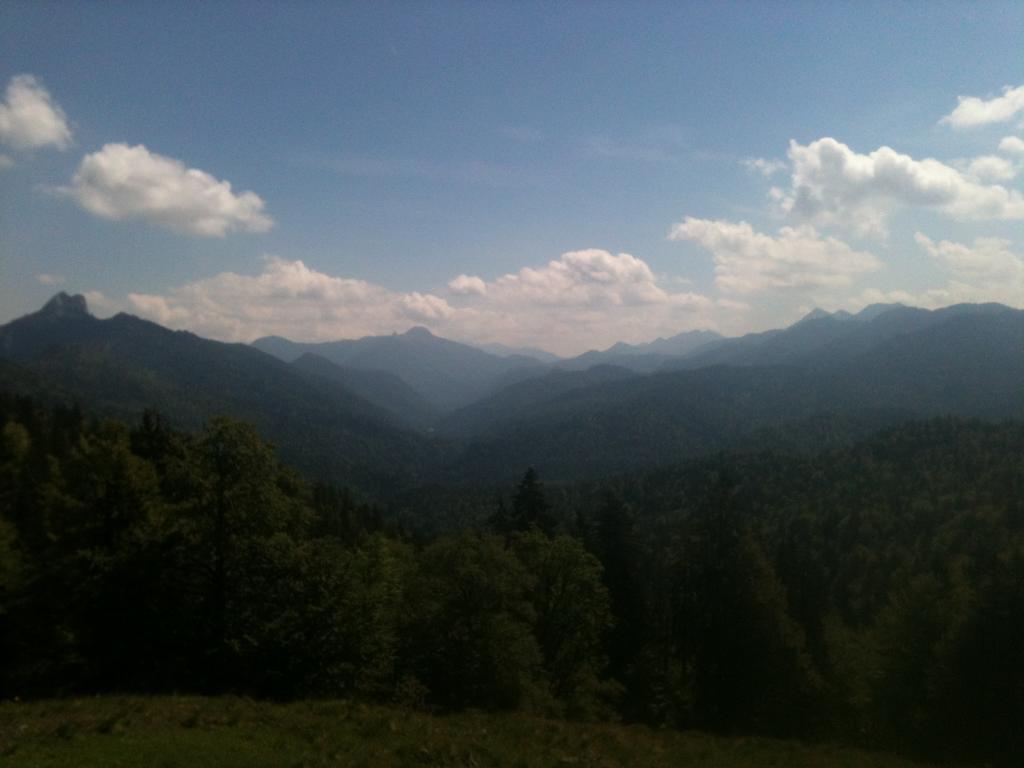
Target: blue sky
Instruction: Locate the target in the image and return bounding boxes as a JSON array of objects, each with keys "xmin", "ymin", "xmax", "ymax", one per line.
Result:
[{"xmin": 2, "ymin": 1, "xmax": 1022, "ymax": 354}]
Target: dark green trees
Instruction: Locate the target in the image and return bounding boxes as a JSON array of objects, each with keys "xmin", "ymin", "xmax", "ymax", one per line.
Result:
[
  {"xmin": 1, "ymin": 396, "xmax": 1021, "ymax": 765},
  {"xmin": 405, "ymin": 533, "xmax": 542, "ymax": 709},
  {"xmin": 510, "ymin": 467, "xmax": 554, "ymax": 534}
]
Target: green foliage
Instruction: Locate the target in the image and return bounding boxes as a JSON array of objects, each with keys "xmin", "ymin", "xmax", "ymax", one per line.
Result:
[
  {"xmin": 404, "ymin": 532, "xmax": 544, "ymax": 710},
  {"xmin": 1, "ymin": 393, "xmax": 1020, "ymax": 764},
  {"xmin": 512, "ymin": 532, "xmax": 613, "ymax": 716}
]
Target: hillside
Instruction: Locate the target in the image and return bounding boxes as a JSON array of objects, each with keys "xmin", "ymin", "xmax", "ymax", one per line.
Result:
[
  {"xmin": 253, "ymin": 328, "xmax": 547, "ymax": 412},
  {"xmin": 0, "ymin": 294, "xmax": 433, "ymax": 492},
  {"xmin": 442, "ymin": 306, "xmax": 1024, "ymax": 483},
  {"xmin": 289, "ymin": 352, "xmax": 439, "ymax": 430},
  {"xmin": 556, "ymin": 328, "xmax": 724, "ymax": 373}
]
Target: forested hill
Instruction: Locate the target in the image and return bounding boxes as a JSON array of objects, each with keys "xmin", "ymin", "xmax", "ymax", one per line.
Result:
[
  {"xmin": 0, "ymin": 293, "xmax": 435, "ymax": 493},
  {"xmin": 440, "ymin": 306, "xmax": 1024, "ymax": 483},
  {"xmin": 253, "ymin": 326, "xmax": 547, "ymax": 412},
  {"xmin": 664, "ymin": 301, "xmax": 1017, "ymax": 370},
  {"xmin": 1, "ymin": 395, "xmax": 1020, "ymax": 764}
]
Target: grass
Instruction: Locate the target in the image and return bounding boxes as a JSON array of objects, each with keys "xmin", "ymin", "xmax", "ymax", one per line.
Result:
[{"xmin": 0, "ymin": 696, "xmax": 955, "ymax": 768}]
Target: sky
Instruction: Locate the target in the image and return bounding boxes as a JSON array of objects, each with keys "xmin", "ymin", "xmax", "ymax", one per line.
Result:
[{"xmin": 1, "ymin": 1, "xmax": 1022, "ymax": 356}]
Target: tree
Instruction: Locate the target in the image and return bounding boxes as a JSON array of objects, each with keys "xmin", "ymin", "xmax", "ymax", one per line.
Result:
[
  {"xmin": 593, "ymin": 490, "xmax": 643, "ymax": 682},
  {"xmin": 404, "ymin": 533, "xmax": 543, "ymax": 709},
  {"xmin": 176, "ymin": 417, "xmax": 307, "ymax": 690},
  {"xmin": 510, "ymin": 467, "xmax": 554, "ymax": 534},
  {"xmin": 513, "ymin": 531, "xmax": 613, "ymax": 716}
]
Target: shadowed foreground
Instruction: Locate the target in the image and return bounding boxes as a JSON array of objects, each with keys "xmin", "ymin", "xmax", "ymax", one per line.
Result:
[{"xmin": 0, "ymin": 696, "xmax": 959, "ymax": 768}]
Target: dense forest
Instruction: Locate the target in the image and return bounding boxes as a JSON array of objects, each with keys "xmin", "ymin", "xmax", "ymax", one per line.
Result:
[{"xmin": 1, "ymin": 393, "xmax": 1020, "ymax": 764}]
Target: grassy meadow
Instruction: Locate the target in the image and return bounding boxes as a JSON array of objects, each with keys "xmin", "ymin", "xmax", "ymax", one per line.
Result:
[{"xmin": 0, "ymin": 696, "xmax": 961, "ymax": 768}]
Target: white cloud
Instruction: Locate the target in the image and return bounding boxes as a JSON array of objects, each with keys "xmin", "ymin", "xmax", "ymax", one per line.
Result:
[
  {"xmin": 448, "ymin": 274, "xmax": 488, "ymax": 296},
  {"xmin": 0, "ymin": 74, "xmax": 72, "ymax": 151},
  {"xmin": 35, "ymin": 273, "xmax": 66, "ymax": 286},
  {"xmin": 999, "ymin": 136, "xmax": 1024, "ymax": 155},
  {"xmin": 0, "ymin": 153, "xmax": 13, "ymax": 170},
  {"xmin": 940, "ymin": 85, "xmax": 1024, "ymax": 129},
  {"xmin": 445, "ymin": 250, "xmax": 715, "ymax": 354},
  {"xmin": 779, "ymin": 137, "xmax": 1024, "ymax": 236},
  {"xmin": 399, "ymin": 292, "xmax": 455, "ymax": 322},
  {"xmin": 965, "ymin": 155, "xmax": 1018, "ymax": 182},
  {"xmin": 125, "ymin": 257, "xmax": 456, "ymax": 342},
  {"xmin": 81, "ymin": 290, "xmax": 119, "ymax": 317},
  {"xmin": 742, "ymin": 157, "xmax": 787, "ymax": 177},
  {"xmin": 669, "ymin": 217, "xmax": 881, "ymax": 294},
  {"xmin": 61, "ymin": 143, "xmax": 273, "ymax": 237},
  {"xmin": 487, "ymin": 249, "xmax": 685, "ymax": 308}
]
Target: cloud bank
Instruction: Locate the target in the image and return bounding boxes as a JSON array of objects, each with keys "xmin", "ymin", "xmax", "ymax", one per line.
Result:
[{"xmin": 120, "ymin": 250, "xmax": 717, "ymax": 355}]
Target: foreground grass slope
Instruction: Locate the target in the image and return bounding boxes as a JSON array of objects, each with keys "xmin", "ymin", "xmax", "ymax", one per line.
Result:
[{"xmin": 0, "ymin": 697, "xmax": 957, "ymax": 768}]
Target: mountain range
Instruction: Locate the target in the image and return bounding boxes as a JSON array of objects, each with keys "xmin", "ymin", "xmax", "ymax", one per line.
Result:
[
  {"xmin": 2, "ymin": 293, "xmax": 1021, "ymax": 491},
  {"xmin": 252, "ymin": 328, "xmax": 548, "ymax": 412}
]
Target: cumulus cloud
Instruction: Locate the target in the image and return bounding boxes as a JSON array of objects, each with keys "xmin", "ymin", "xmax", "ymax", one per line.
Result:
[
  {"xmin": 965, "ymin": 155, "xmax": 1018, "ymax": 182},
  {"xmin": 126, "ymin": 257, "xmax": 456, "ymax": 342},
  {"xmin": 940, "ymin": 85, "xmax": 1024, "ymax": 129},
  {"xmin": 742, "ymin": 157, "xmax": 787, "ymax": 177},
  {"xmin": 399, "ymin": 292, "xmax": 455, "ymax": 322},
  {"xmin": 60, "ymin": 143, "xmax": 273, "ymax": 236},
  {"xmin": 779, "ymin": 137, "xmax": 1024, "ymax": 236},
  {"xmin": 444, "ymin": 249, "xmax": 715, "ymax": 354},
  {"xmin": 35, "ymin": 273, "xmax": 66, "ymax": 286},
  {"xmin": 448, "ymin": 274, "xmax": 488, "ymax": 296},
  {"xmin": 999, "ymin": 136, "xmax": 1024, "ymax": 155},
  {"xmin": 0, "ymin": 74, "xmax": 72, "ymax": 151},
  {"xmin": 669, "ymin": 217, "xmax": 881, "ymax": 294},
  {"xmin": 486, "ymin": 249, "xmax": 687, "ymax": 308}
]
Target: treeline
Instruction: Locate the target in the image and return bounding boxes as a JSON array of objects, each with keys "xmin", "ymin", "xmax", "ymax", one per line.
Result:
[{"xmin": 0, "ymin": 394, "xmax": 1021, "ymax": 764}]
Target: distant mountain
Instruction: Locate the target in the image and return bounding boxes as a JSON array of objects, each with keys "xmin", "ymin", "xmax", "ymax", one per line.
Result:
[
  {"xmin": 437, "ymin": 364, "xmax": 639, "ymax": 439},
  {"xmin": 442, "ymin": 304, "xmax": 1024, "ymax": 483},
  {"xmin": 0, "ymin": 293, "xmax": 434, "ymax": 492},
  {"xmin": 556, "ymin": 329, "xmax": 724, "ymax": 373},
  {"xmin": 662, "ymin": 302, "xmax": 997, "ymax": 371},
  {"xmin": 288, "ymin": 353, "xmax": 439, "ymax": 430},
  {"xmin": 475, "ymin": 342, "xmax": 562, "ymax": 363},
  {"xmin": 6, "ymin": 294, "xmax": 1021, "ymax": 491},
  {"xmin": 253, "ymin": 327, "xmax": 547, "ymax": 412}
]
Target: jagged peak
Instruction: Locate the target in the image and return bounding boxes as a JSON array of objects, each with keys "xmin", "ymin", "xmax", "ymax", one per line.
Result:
[{"xmin": 40, "ymin": 292, "xmax": 90, "ymax": 319}]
